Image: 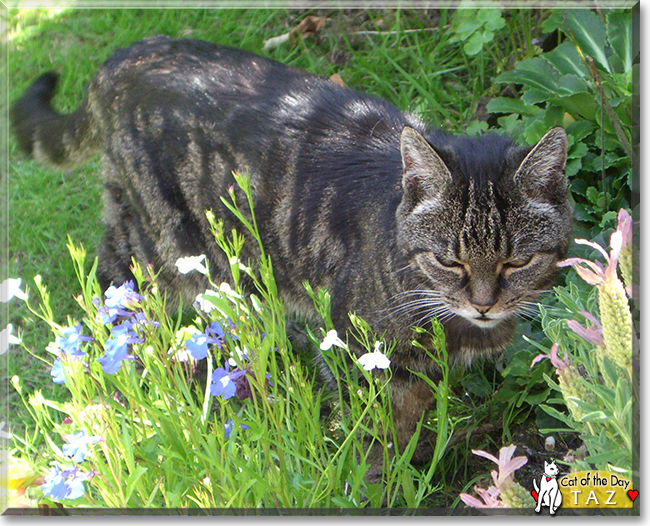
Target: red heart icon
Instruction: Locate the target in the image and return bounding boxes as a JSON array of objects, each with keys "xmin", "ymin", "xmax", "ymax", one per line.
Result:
[
  {"xmin": 531, "ymin": 489, "xmax": 539, "ymax": 502},
  {"xmin": 627, "ymin": 490, "xmax": 638, "ymax": 502}
]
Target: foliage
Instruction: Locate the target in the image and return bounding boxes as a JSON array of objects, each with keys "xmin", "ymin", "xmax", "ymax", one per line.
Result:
[
  {"xmin": 487, "ymin": 8, "xmax": 635, "ymax": 237},
  {"xmin": 449, "ymin": 6, "xmax": 506, "ymax": 57}
]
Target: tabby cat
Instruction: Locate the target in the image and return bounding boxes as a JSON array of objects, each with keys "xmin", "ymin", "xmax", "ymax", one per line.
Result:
[{"xmin": 11, "ymin": 36, "xmax": 573, "ymax": 477}]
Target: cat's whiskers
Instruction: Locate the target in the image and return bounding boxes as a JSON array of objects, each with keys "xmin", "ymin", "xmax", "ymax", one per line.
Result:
[
  {"xmin": 394, "ymin": 263, "xmax": 415, "ymax": 275},
  {"xmin": 379, "ymin": 301, "xmax": 446, "ymax": 323},
  {"xmin": 412, "ymin": 306, "xmax": 456, "ymax": 328},
  {"xmin": 376, "ymin": 289, "xmax": 447, "ymax": 323}
]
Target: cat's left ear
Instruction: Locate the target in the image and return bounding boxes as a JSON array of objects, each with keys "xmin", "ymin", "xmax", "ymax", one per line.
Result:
[
  {"xmin": 400, "ymin": 126, "xmax": 452, "ymax": 207},
  {"xmin": 513, "ymin": 127, "xmax": 568, "ymax": 204}
]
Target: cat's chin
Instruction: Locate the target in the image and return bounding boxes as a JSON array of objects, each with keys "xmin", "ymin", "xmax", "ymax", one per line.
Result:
[{"xmin": 466, "ymin": 317, "xmax": 505, "ymax": 329}]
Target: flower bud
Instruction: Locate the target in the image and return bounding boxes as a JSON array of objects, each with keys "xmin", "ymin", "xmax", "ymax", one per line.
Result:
[{"xmin": 598, "ymin": 277, "xmax": 632, "ymax": 373}]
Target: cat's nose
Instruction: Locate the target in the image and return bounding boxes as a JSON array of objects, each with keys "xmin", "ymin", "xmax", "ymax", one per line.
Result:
[{"xmin": 471, "ymin": 300, "xmax": 495, "ymax": 315}]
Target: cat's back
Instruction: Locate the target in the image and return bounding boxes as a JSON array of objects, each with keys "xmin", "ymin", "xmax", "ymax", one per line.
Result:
[{"xmin": 91, "ymin": 35, "xmax": 413, "ymax": 135}]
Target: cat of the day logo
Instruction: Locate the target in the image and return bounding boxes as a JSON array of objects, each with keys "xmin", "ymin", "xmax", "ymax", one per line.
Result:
[{"xmin": 532, "ymin": 461, "xmax": 637, "ymax": 514}]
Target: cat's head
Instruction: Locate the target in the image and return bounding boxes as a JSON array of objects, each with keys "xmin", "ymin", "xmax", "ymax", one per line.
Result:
[
  {"xmin": 395, "ymin": 126, "xmax": 572, "ymax": 334},
  {"xmin": 544, "ymin": 460, "xmax": 560, "ymax": 476}
]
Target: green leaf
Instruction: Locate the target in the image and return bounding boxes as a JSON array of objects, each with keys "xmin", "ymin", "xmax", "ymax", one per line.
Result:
[
  {"xmin": 464, "ymin": 33, "xmax": 485, "ymax": 56},
  {"xmin": 578, "ymin": 410, "xmax": 609, "ymax": 422},
  {"xmin": 524, "ymin": 386, "xmax": 552, "ymax": 405},
  {"xmin": 464, "ymin": 119, "xmax": 488, "ymax": 137},
  {"xmin": 462, "ymin": 371, "xmax": 494, "ymax": 398},
  {"xmin": 125, "ymin": 466, "xmax": 149, "ymax": 503},
  {"xmin": 562, "ymin": 9, "xmax": 611, "ymax": 73},
  {"xmin": 558, "ymin": 74, "xmax": 591, "ymax": 95},
  {"xmin": 544, "ymin": 41, "xmax": 589, "ymax": 78},
  {"xmin": 486, "ymin": 97, "xmax": 541, "ymax": 117},
  {"xmin": 522, "ymin": 89, "xmax": 552, "ymax": 105},
  {"xmin": 538, "ymin": 403, "xmax": 574, "ymax": 427},
  {"xmin": 541, "ymin": 11, "xmax": 564, "ymax": 33},
  {"xmin": 566, "ymin": 120, "xmax": 596, "ymax": 142},
  {"xmin": 566, "ymin": 158, "xmax": 582, "ymax": 177},
  {"xmin": 497, "ymin": 59, "xmax": 561, "ymax": 93},
  {"xmin": 606, "ymin": 10, "xmax": 632, "ymax": 73},
  {"xmin": 523, "ymin": 119, "xmax": 549, "ymax": 144},
  {"xmin": 586, "ymin": 186, "xmax": 601, "ymax": 204},
  {"xmin": 497, "ymin": 113, "xmax": 522, "ymax": 133},
  {"xmin": 550, "ymin": 92, "xmax": 598, "ymax": 120},
  {"xmin": 454, "ymin": 18, "xmax": 483, "ymax": 40},
  {"xmin": 568, "ymin": 141, "xmax": 589, "ymax": 160},
  {"xmin": 482, "ymin": 10, "xmax": 506, "ymax": 31}
]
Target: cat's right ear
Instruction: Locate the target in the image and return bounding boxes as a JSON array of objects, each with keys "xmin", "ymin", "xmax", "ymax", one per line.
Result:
[{"xmin": 400, "ymin": 126, "xmax": 452, "ymax": 208}]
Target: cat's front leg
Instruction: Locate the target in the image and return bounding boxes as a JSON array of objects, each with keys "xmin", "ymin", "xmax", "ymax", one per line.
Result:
[
  {"xmin": 390, "ymin": 374, "xmax": 437, "ymax": 463},
  {"xmin": 364, "ymin": 374, "xmax": 435, "ymax": 482}
]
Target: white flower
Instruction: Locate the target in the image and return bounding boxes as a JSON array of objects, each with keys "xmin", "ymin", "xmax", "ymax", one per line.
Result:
[
  {"xmin": 175, "ymin": 255, "xmax": 208, "ymax": 275},
  {"xmin": 0, "ymin": 324, "xmax": 21, "ymax": 355},
  {"xmin": 0, "ymin": 278, "xmax": 28, "ymax": 302},
  {"xmin": 228, "ymin": 345, "xmax": 248, "ymax": 367},
  {"xmin": 195, "ymin": 289, "xmax": 220, "ymax": 313},
  {"xmin": 357, "ymin": 342, "xmax": 391, "ymax": 371},
  {"xmin": 218, "ymin": 282, "xmax": 242, "ymax": 299},
  {"xmin": 320, "ymin": 329, "xmax": 348, "ymax": 351}
]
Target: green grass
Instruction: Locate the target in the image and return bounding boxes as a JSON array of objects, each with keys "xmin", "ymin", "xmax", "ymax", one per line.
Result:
[{"xmin": 3, "ymin": 6, "xmax": 592, "ymax": 510}]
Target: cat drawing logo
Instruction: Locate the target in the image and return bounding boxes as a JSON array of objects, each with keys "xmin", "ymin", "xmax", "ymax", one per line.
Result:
[{"xmin": 532, "ymin": 460, "xmax": 563, "ymax": 515}]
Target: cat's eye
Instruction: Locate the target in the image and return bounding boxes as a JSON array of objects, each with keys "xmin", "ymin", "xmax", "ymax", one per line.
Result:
[
  {"xmin": 504, "ymin": 254, "xmax": 535, "ymax": 269},
  {"xmin": 434, "ymin": 255, "xmax": 463, "ymax": 269}
]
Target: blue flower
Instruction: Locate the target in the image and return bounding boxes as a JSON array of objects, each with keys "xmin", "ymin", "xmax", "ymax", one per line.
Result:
[
  {"xmin": 104, "ymin": 280, "xmax": 142, "ymax": 309},
  {"xmin": 207, "ymin": 321, "xmax": 225, "ymax": 344},
  {"xmin": 94, "ymin": 281, "xmax": 144, "ymax": 325},
  {"xmin": 42, "ymin": 465, "xmax": 70, "ymax": 499},
  {"xmin": 185, "ymin": 321, "xmax": 225, "ymax": 360},
  {"xmin": 186, "ymin": 334, "xmax": 210, "ymax": 360},
  {"xmin": 42, "ymin": 465, "xmax": 94, "ymax": 501},
  {"xmin": 62, "ymin": 430, "xmax": 102, "ymax": 463},
  {"xmin": 111, "ymin": 320, "xmax": 145, "ymax": 344},
  {"xmin": 98, "ymin": 335, "xmax": 132, "ymax": 374},
  {"xmin": 65, "ymin": 470, "xmax": 93, "ymax": 500},
  {"xmin": 98, "ymin": 320, "xmax": 142, "ymax": 374},
  {"xmin": 48, "ymin": 324, "xmax": 92, "ymax": 358},
  {"xmin": 224, "ymin": 419, "xmax": 250, "ymax": 438},
  {"xmin": 95, "ymin": 302, "xmax": 119, "ymax": 325},
  {"xmin": 51, "ymin": 358, "xmax": 65, "ymax": 384},
  {"xmin": 210, "ymin": 363, "xmax": 246, "ymax": 399},
  {"xmin": 131, "ymin": 311, "xmax": 161, "ymax": 328},
  {"xmin": 47, "ymin": 324, "xmax": 93, "ymax": 384}
]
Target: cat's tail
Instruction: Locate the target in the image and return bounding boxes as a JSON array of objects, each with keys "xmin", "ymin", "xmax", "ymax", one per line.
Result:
[
  {"xmin": 11, "ymin": 72, "xmax": 101, "ymax": 169},
  {"xmin": 533, "ymin": 478, "xmax": 539, "ymax": 493}
]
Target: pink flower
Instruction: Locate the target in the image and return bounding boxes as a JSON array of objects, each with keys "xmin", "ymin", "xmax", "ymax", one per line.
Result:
[
  {"xmin": 459, "ymin": 445, "xmax": 528, "ymax": 509},
  {"xmin": 558, "ymin": 208, "xmax": 633, "ymax": 291},
  {"xmin": 531, "ymin": 343, "xmax": 570, "ymax": 374},
  {"xmin": 567, "ymin": 311, "xmax": 604, "ymax": 347},
  {"xmin": 558, "ymin": 233, "xmax": 621, "ymax": 286},
  {"xmin": 460, "ymin": 486, "xmax": 505, "ymax": 508},
  {"xmin": 617, "ymin": 209, "xmax": 632, "ymax": 250},
  {"xmin": 472, "ymin": 444, "xmax": 528, "ymax": 488}
]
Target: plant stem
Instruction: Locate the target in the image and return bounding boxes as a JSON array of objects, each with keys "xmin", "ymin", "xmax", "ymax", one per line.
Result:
[{"xmin": 587, "ymin": 58, "xmax": 639, "ymax": 178}]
